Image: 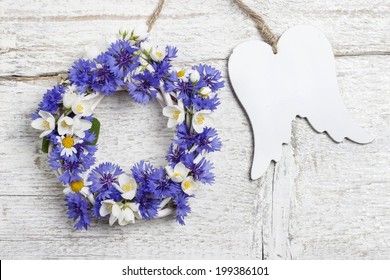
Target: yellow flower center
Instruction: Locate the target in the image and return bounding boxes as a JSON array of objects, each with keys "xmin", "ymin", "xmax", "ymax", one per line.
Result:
[
  {"xmin": 173, "ymin": 172, "xmax": 180, "ymax": 178},
  {"xmin": 108, "ymin": 204, "xmax": 113, "ymax": 213},
  {"xmin": 173, "ymin": 110, "xmax": 181, "ymax": 120},
  {"xmin": 183, "ymin": 181, "xmax": 192, "ymax": 189},
  {"xmin": 196, "ymin": 114, "xmax": 205, "ymax": 124},
  {"xmin": 62, "ymin": 136, "xmax": 74, "ymax": 148},
  {"xmin": 42, "ymin": 120, "xmax": 50, "ymax": 130},
  {"xmin": 155, "ymin": 51, "xmax": 163, "ymax": 58},
  {"xmin": 70, "ymin": 180, "xmax": 84, "ymax": 193},
  {"xmin": 177, "ymin": 70, "xmax": 185, "ymax": 78},
  {"xmin": 76, "ymin": 104, "xmax": 84, "ymax": 113},
  {"xmin": 122, "ymin": 183, "xmax": 133, "ymax": 192},
  {"xmin": 61, "ymin": 120, "xmax": 69, "ymax": 127}
]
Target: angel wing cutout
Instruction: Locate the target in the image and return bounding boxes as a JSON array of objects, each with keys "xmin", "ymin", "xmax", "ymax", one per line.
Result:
[{"xmin": 228, "ymin": 25, "xmax": 373, "ymax": 180}]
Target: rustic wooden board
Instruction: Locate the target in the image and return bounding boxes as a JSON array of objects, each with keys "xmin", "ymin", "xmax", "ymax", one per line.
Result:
[{"xmin": 0, "ymin": 0, "xmax": 389, "ymax": 259}]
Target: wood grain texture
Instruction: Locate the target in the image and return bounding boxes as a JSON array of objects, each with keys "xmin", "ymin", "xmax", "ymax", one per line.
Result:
[{"xmin": 0, "ymin": 0, "xmax": 389, "ymax": 259}]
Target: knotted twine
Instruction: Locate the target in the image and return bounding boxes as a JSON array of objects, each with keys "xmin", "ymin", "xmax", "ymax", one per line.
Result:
[{"xmin": 147, "ymin": 0, "xmax": 278, "ymax": 53}]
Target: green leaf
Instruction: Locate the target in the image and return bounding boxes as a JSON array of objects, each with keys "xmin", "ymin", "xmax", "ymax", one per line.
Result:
[
  {"xmin": 88, "ymin": 118, "xmax": 100, "ymax": 145},
  {"xmin": 41, "ymin": 136, "xmax": 50, "ymax": 153}
]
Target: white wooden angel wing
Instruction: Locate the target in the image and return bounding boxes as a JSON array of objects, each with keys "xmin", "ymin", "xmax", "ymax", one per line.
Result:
[
  {"xmin": 278, "ymin": 26, "xmax": 374, "ymax": 143},
  {"xmin": 229, "ymin": 25, "xmax": 373, "ymax": 180},
  {"xmin": 229, "ymin": 41, "xmax": 295, "ymax": 179}
]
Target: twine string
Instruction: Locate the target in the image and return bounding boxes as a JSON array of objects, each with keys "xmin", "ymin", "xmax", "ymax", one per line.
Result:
[
  {"xmin": 147, "ymin": 0, "xmax": 166, "ymax": 32},
  {"xmin": 233, "ymin": 0, "xmax": 278, "ymax": 53}
]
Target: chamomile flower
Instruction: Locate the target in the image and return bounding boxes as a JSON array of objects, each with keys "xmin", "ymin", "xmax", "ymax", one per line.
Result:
[
  {"xmin": 31, "ymin": 110, "xmax": 55, "ymax": 138},
  {"xmin": 181, "ymin": 176, "xmax": 198, "ymax": 195},
  {"xmin": 64, "ymin": 178, "xmax": 91, "ymax": 198},
  {"xmin": 162, "ymin": 105, "xmax": 185, "ymax": 128},
  {"xmin": 150, "ymin": 46, "xmax": 166, "ymax": 62},
  {"xmin": 114, "ymin": 173, "xmax": 138, "ymax": 200},
  {"xmin": 166, "ymin": 162, "xmax": 190, "ymax": 183},
  {"xmin": 192, "ymin": 110, "xmax": 212, "ymax": 133},
  {"xmin": 176, "ymin": 67, "xmax": 189, "ymax": 82},
  {"xmin": 56, "ymin": 135, "xmax": 82, "ymax": 157}
]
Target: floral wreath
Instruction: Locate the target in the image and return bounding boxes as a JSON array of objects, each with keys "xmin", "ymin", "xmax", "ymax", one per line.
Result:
[{"xmin": 31, "ymin": 25, "xmax": 224, "ymax": 230}]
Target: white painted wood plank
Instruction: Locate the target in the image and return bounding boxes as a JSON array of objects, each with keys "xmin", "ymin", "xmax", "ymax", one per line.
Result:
[
  {"xmin": 264, "ymin": 55, "xmax": 390, "ymax": 259},
  {"xmin": 0, "ymin": 0, "xmax": 388, "ymax": 76},
  {"xmin": 0, "ymin": 0, "xmax": 389, "ymax": 260},
  {"xmin": 0, "ymin": 60, "xmax": 262, "ymax": 259}
]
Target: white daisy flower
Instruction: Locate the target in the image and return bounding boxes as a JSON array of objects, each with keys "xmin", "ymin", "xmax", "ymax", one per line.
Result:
[
  {"xmin": 162, "ymin": 105, "xmax": 185, "ymax": 128},
  {"xmin": 166, "ymin": 162, "xmax": 190, "ymax": 183},
  {"xmin": 31, "ymin": 110, "xmax": 55, "ymax": 138},
  {"xmin": 192, "ymin": 110, "xmax": 212, "ymax": 133},
  {"xmin": 114, "ymin": 174, "xmax": 138, "ymax": 200},
  {"xmin": 56, "ymin": 135, "xmax": 82, "ymax": 157},
  {"xmin": 150, "ymin": 46, "xmax": 166, "ymax": 62},
  {"xmin": 176, "ymin": 67, "xmax": 190, "ymax": 82},
  {"xmin": 63, "ymin": 179, "xmax": 91, "ymax": 198},
  {"xmin": 181, "ymin": 176, "xmax": 198, "ymax": 195}
]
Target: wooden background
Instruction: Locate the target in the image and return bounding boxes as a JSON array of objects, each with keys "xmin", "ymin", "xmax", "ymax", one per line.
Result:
[{"xmin": 0, "ymin": 0, "xmax": 389, "ymax": 259}]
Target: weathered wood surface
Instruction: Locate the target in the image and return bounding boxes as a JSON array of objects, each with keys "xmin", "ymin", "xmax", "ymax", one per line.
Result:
[{"xmin": 0, "ymin": 0, "xmax": 389, "ymax": 259}]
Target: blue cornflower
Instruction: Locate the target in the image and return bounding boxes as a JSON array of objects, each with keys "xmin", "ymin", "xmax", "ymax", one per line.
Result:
[
  {"xmin": 163, "ymin": 71, "xmax": 178, "ymax": 92},
  {"xmin": 37, "ymin": 84, "xmax": 65, "ymax": 114},
  {"xmin": 82, "ymin": 130, "xmax": 96, "ymax": 145},
  {"xmin": 65, "ymin": 192, "xmax": 91, "ymax": 230},
  {"xmin": 182, "ymin": 154, "xmax": 215, "ymax": 184},
  {"xmin": 88, "ymin": 162, "xmax": 123, "ymax": 203},
  {"xmin": 166, "ymin": 143, "xmax": 186, "ymax": 167},
  {"xmin": 59, "ymin": 160, "xmax": 84, "ymax": 185},
  {"xmin": 69, "ymin": 59, "xmax": 95, "ymax": 93},
  {"xmin": 91, "ymin": 53, "xmax": 118, "ymax": 95},
  {"xmin": 49, "ymin": 133, "xmax": 97, "ymax": 185},
  {"xmin": 49, "ymin": 146, "xmax": 84, "ymax": 185},
  {"xmin": 165, "ymin": 46, "xmax": 178, "ymax": 60},
  {"xmin": 152, "ymin": 59, "xmax": 171, "ymax": 81},
  {"xmin": 174, "ymin": 193, "xmax": 191, "ymax": 225},
  {"xmin": 106, "ymin": 40, "xmax": 139, "ymax": 80},
  {"xmin": 192, "ymin": 95, "xmax": 221, "ymax": 111},
  {"xmin": 175, "ymin": 123, "xmax": 197, "ymax": 150},
  {"xmin": 131, "ymin": 160, "xmax": 155, "ymax": 186},
  {"xmin": 127, "ymin": 70, "xmax": 159, "ymax": 104},
  {"xmin": 135, "ymin": 191, "xmax": 160, "ymax": 220},
  {"xmin": 195, "ymin": 64, "xmax": 225, "ymax": 92},
  {"xmin": 149, "ymin": 168, "xmax": 181, "ymax": 198},
  {"xmin": 175, "ymin": 80, "xmax": 195, "ymax": 109},
  {"xmin": 195, "ymin": 127, "xmax": 222, "ymax": 153}
]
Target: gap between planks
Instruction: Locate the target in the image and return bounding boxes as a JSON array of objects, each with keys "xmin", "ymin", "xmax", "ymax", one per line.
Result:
[{"xmin": 0, "ymin": 52, "xmax": 388, "ymax": 82}]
